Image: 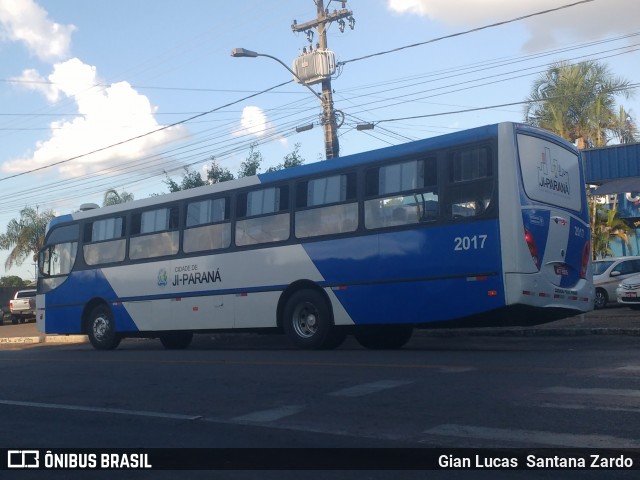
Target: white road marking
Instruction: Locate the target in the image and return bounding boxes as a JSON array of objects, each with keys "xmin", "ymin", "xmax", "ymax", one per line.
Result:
[
  {"xmin": 616, "ymin": 365, "xmax": 640, "ymax": 372},
  {"xmin": 231, "ymin": 405, "xmax": 305, "ymax": 423},
  {"xmin": 423, "ymin": 424, "xmax": 640, "ymax": 448},
  {"xmin": 0, "ymin": 399, "xmax": 201, "ymax": 420},
  {"xmin": 539, "ymin": 402, "xmax": 640, "ymax": 413},
  {"xmin": 328, "ymin": 380, "xmax": 414, "ymax": 397},
  {"xmin": 542, "ymin": 386, "xmax": 640, "ymax": 398}
]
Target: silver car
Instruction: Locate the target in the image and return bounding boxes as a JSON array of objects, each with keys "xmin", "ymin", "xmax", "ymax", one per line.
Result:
[
  {"xmin": 616, "ymin": 273, "xmax": 640, "ymax": 310},
  {"xmin": 593, "ymin": 256, "xmax": 640, "ymax": 309}
]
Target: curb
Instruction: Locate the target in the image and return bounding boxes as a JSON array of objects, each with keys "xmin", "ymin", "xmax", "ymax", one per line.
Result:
[
  {"xmin": 1, "ymin": 328, "xmax": 639, "ymax": 348},
  {"xmin": 0, "ymin": 335, "xmax": 88, "ymax": 345},
  {"xmin": 417, "ymin": 327, "xmax": 640, "ymax": 337}
]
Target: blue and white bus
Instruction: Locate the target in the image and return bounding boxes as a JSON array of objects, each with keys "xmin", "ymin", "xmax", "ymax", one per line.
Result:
[{"xmin": 37, "ymin": 122, "xmax": 593, "ymax": 350}]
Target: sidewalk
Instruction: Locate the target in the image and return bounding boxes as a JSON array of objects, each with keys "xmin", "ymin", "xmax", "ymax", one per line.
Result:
[
  {"xmin": 1, "ymin": 307, "xmax": 638, "ymax": 346},
  {"xmin": 419, "ymin": 307, "xmax": 640, "ymax": 337}
]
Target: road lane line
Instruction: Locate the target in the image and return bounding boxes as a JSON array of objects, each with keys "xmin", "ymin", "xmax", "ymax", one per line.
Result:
[
  {"xmin": 423, "ymin": 424, "xmax": 640, "ymax": 448},
  {"xmin": 539, "ymin": 402, "xmax": 640, "ymax": 413},
  {"xmin": 328, "ymin": 380, "xmax": 414, "ymax": 397},
  {"xmin": 0, "ymin": 399, "xmax": 201, "ymax": 421},
  {"xmin": 231, "ymin": 405, "xmax": 305, "ymax": 423},
  {"xmin": 542, "ymin": 386, "xmax": 640, "ymax": 398},
  {"xmin": 617, "ymin": 365, "xmax": 640, "ymax": 372}
]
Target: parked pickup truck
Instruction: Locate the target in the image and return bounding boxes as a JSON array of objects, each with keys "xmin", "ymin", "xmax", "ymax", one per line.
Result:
[{"xmin": 9, "ymin": 289, "xmax": 36, "ymax": 324}]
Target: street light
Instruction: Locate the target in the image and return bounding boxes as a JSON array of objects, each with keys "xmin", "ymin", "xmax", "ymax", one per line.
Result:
[
  {"xmin": 231, "ymin": 47, "xmax": 339, "ymax": 159},
  {"xmin": 231, "ymin": 48, "xmax": 324, "ymax": 104}
]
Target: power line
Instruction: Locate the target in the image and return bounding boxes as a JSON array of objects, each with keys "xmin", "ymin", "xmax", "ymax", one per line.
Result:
[
  {"xmin": 338, "ymin": 0, "xmax": 596, "ymax": 66},
  {"xmin": 369, "ymin": 83, "xmax": 640, "ymax": 125},
  {"xmin": 0, "ymin": 79, "xmax": 294, "ymax": 183}
]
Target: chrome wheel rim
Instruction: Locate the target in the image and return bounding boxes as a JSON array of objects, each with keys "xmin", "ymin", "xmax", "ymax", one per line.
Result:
[
  {"xmin": 292, "ymin": 302, "xmax": 319, "ymax": 339},
  {"xmin": 594, "ymin": 291, "xmax": 606, "ymax": 308},
  {"xmin": 93, "ymin": 315, "xmax": 109, "ymax": 341}
]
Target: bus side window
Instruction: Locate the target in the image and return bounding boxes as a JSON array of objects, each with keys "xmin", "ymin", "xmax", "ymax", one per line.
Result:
[
  {"xmin": 83, "ymin": 216, "xmax": 126, "ymax": 265},
  {"xmin": 295, "ymin": 173, "xmax": 358, "ymax": 238},
  {"xmin": 364, "ymin": 158, "xmax": 438, "ymax": 229},
  {"xmin": 129, "ymin": 206, "xmax": 180, "ymax": 259},
  {"xmin": 236, "ymin": 186, "xmax": 290, "ymax": 246},
  {"xmin": 447, "ymin": 146, "xmax": 494, "ymax": 219},
  {"xmin": 184, "ymin": 197, "xmax": 231, "ymax": 253}
]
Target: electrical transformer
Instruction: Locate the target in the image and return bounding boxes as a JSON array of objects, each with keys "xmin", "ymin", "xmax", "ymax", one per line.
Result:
[{"xmin": 291, "ymin": 49, "xmax": 336, "ymax": 86}]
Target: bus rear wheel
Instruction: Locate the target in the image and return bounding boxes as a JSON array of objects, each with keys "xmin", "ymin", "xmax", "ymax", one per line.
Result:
[
  {"xmin": 354, "ymin": 325, "xmax": 413, "ymax": 350},
  {"xmin": 87, "ymin": 305, "xmax": 121, "ymax": 350},
  {"xmin": 160, "ymin": 331, "xmax": 193, "ymax": 350},
  {"xmin": 283, "ymin": 289, "xmax": 344, "ymax": 350}
]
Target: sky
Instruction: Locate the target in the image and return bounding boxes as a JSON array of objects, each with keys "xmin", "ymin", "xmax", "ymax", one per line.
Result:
[{"xmin": 0, "ymin": 0, "xmax": 639, "ymax": 280}]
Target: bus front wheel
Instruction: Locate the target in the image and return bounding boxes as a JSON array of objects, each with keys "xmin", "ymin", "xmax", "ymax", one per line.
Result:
[
  {"xmin": 283, "ymin": 290, "xmax": 344, "ymax": 350},
  {"xmin": 87, "ymin": 305, "xmax": 121, "ymax": 350}
]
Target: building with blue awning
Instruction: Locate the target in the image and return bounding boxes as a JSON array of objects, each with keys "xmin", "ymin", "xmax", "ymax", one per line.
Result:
[{"xmin": 583, "ymin": 143, "xmax": 640, "ymax": 255}]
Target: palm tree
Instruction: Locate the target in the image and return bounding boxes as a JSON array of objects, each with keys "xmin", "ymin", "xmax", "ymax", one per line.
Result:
[
  {"xmin": 524, "ymin": 61, "xmax": 635, "ymax": 148},
  {"xmin": 0, "ymin": 206, "xmax": 55, "ymax": 270},
  {"xmin": 591, "ymin": 205, "xmax": 631, "ymax": 259},
  {"xmin": 610, "ymin": 106, "xmax": 639, "ymax": 144},
  {"xmin": 103, "ymin": 188, "xmax": 134, "ymax": 206}
]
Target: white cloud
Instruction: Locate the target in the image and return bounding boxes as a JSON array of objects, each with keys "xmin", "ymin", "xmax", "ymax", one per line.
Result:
[
  {"xmin": 387, "ymin": 0, "xmax": 561, "ymax": 25},
  {"xmin": 234, "ymin": 105, "xmax": 288, "ymax": 149},
  {"xmin": 237, "ymin": 105, "xmax": 272, "ymax": 137},
  {"xmin": 386, "ymin": 0, "xmax": 640, "ymax": 51},
  {"xmin": 2, "ymin": 58, "xmax": 187, "ymax": 178},
  {"xmin": 0, "ymin": 0, "xmax": 75, "ymax": 61}
]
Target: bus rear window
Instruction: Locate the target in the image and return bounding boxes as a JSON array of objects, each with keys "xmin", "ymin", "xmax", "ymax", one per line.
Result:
[{"xmin": 518, "ymin": 134, "xmax": 582, "ymax": 212}]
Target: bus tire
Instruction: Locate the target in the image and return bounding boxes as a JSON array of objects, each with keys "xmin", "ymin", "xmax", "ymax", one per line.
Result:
[
  {"xmin": 160, "ymin": 332, "xmax": 193, "ymax": 350},
  {"xmin": 87, "ymin": 305, "xmax": 121, "ymax": 350},
  {"xmin": 283, "ymin": 289, "xmax": 340, "ymax": 349},
  {"xmin": 354, "ymin": 325, "xmax": 413, "ymax": 350}
]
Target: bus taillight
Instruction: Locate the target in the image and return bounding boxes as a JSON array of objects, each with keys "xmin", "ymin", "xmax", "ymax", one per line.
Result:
[
  {"xmin": 524, "ymin": 229, "xmax": 540, "ymax": 270},
  {"xmin": 580, "ymin": 240, "xmax": 591, "ymax": 279}
]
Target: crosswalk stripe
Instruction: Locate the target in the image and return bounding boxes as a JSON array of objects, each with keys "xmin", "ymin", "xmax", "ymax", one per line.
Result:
[
  {"xmin": 231, "ymin": 405, "xmax": 305, "ymax": 423},
  {"xmin": 328, "ymin": 380, "xmax": 413, "ymax": 397}
]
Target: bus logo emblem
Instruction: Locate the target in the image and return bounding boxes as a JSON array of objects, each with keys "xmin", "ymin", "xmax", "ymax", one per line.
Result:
[
  {"xmin": 157, "ymin": 268, "xmax": 168, "ymax": 287},
  {"xmin": 538, "ymin": 147, "xmax": 570, "ymax": 196}
]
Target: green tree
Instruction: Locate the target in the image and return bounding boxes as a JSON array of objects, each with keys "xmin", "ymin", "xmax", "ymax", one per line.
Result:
[
  {"xmin": 591, "ymin": 204, "xmax": 632, "ymax": 259},
  {"xmin": 206, "ymin": 157, "xmax": 235, "ymax": 184},
  {"xmin": 103, "ymin": 188, "xmax": 134, "ymax": 206},
  {"xmin": 164, "ymin": 167, "xmax": 206, "ymax": 192},
  {"xmin": 610, "ymin": 106, "xmax": 639, "ymax": 144},
  {"xmin": 0, "ymin": 275, "xmax": 27, "ymax": 287},
  {"xmin": 238, "ymin": 143, "xmax": 262, "ymax": 178},
  {"xmin": 524, "ymin": 61, "xmax": 636, "ymax": 148},
  {"xmin": 0, "ymin": 207, "xmax": 55, "ymax": 270},
  {"xmin": 266, "ymin": 143, "xmax": 305, "ymax": 172}
]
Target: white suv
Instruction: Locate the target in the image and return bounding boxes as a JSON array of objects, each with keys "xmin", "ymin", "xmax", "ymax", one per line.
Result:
[{"xmin": 593, "ymin": 256, "xmax": 640, "ymax": 309}]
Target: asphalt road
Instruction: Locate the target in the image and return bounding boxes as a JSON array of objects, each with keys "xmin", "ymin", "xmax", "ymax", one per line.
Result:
[{"xmin": 0, "ymin": 328, "xmax": 639, "ymax": 479}]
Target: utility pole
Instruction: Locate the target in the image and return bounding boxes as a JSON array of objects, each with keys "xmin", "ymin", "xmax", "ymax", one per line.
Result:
[{"xmin": 292, "ymin": 1, "xmax": 354, "ymax": 159}]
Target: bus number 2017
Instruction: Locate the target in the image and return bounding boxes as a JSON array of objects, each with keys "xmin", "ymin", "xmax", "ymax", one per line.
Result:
[{"xmin": 454, "ymin": 235, "xmax": 488, "ymax": 251}]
